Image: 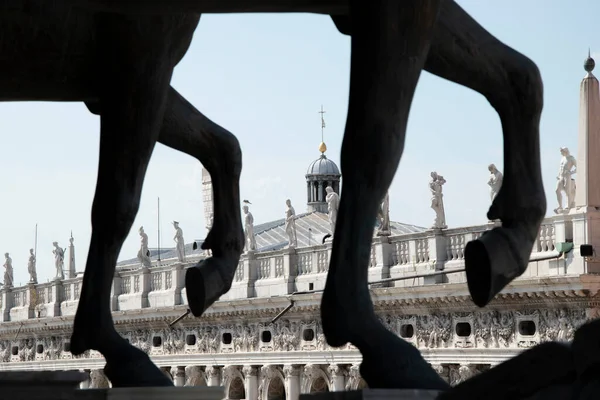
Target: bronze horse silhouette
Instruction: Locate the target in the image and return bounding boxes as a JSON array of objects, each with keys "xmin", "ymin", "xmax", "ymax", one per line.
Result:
[{"xmin": 7, "ymin": 0, "xmax": 553, "ymax": 393}]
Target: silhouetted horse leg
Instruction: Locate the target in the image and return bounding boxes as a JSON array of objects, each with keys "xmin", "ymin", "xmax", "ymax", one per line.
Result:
[
  {"xmin": 424, "ymin": 1, "xmax": 546, "ymax": 307},
  {"xmin": 321, "ymin": 0, "xmax": 448, "ymax": 390},
  {"xmin": 86, "ymin": 87, "xmax": 245, "ymax": 319},
  {"xmin": 71, "ymin": 13, "xmax": 198, "ymax": 387},
  {"xmin": 160, "ymin": 88, "xmax": 244, "ymax": 316},
  {"xmin": 332, "ymin": 0, "xmax": 546, "ymax": 307}
]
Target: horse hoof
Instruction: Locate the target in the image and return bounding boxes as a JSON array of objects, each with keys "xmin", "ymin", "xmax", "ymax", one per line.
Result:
[
  {"xmin": 185, "ymin": 257, "xmax": 234, "ymax": 317},
  {"xmin": 465, "ymin": 227, "xmax": 530, "ymax": 307},
  {"xmin": 104, "ymin": 346, "xmax": 173, "ymax": 387}
]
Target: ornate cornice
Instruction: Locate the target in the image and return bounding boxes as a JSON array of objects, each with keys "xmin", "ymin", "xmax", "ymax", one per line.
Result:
[{"xmin": 0, "ymin": 277, "xmax": 596, "ymax": 336}]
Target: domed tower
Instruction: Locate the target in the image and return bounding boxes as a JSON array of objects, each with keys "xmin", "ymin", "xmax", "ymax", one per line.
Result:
[{"xmin": 306, "ymin": 106, "xmax": 341, "ymax": 212}]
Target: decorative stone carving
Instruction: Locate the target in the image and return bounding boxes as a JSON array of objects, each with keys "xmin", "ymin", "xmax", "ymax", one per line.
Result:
[
  {"xmin": 129, "ymin": 329, "xmax": 151, "ymax": 354},
  {"xmin": 185, "ymin": 366, "xmax": 205, "ymax": 386},
  {"xmin": 376, "ymin": 191, "xmax": 391, "ymax": 236},
  {"xmin": 538, "ymin": 308, "xmax": 586, "ymax": 342},
  {"xmin": 325, "ymin": 186, "xmax": 339, "ymax": 234},
  {"xmin": 450, "ymin": 364, "xmax": 476, "ymax": 386},
  {"xmin": 0, "ymin": 341, "xmax": 10, "ymax": 363},
  {"xmin": 21, "ymin": 339, "xmax": 35, "ymax": 361},
  {"xmin": 345, "ymin": 364, "xmax": 361, "ymax": 391},
  {"xmin": 137, "ymin": 226, "xmax": 152, "ymax": 267},
  {"xmin": 303, "ymin": 364, "xmax": 321, "ymax": 381},
  {"xmin": 284, "ymin": 199, "xmax": 298, "ymax": 248},
  {"xmin": 163, "ymin": 328, "xmax": 185, "ymax": 354},
  {"xmin": 243, "ymin": 205, "xmax": 257, "ymax": 252},
  {"xmin": 172, "ymin": 221, "xmax": 185, "ymax": 262},
  {"xmin": 27, "ymin": 249, "xmax": 37, "ymax": 284},
  {"xmin": 554, "ymin": 147, "xmax": 577, "ymax": 213},
  {"xmin": 282, "ymin": 364, "xmax": 300, "ymax": 378},
  {"xmin": 327, "ymin": 364, "xmax": 345, "ymax": 388},
  {"xmin": 487, "ymin": 163, "xmax": 503, "ymax": 202},
  {"xmin": 429, "ymin": 171, "xmax": 447, "ymax": 229},
  {"xmin": 235, "ymin": 323, "xmax": 258, "ymax": 352},
  {"xmin": 242, "ymin": 365, "xmax": 258, "ymax": 377},
  {"xmin": 38, "ymin": 336, "xmax": 64, "ymax": 361},
  {"xmin": 52, "ymin": 242, "xmax": 65, "ymax": 280},
  {"xmin": 3, "ymin": 252, "xmax": 13, "ymax": 287},
  {"xmin": 416, "ymin": 314, "xmax": 451, "ymax": 348},
  {"xmin": 205, "ymin": 366, "xmax": 221, "ymax": 382}
]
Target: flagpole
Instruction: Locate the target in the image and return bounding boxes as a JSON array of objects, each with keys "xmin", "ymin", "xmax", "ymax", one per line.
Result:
[{"xmin": 157, "ymin": 197, "xmax": 161, "ymax": 263}]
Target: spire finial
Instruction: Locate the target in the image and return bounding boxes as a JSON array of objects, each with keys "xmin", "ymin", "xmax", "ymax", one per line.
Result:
[
  {"xmin": 585, "ymin": 49, "xmax": 595, "ymax": 73},
  {"xmin": 318, "ymin": 105, "xmax": 327, "ymax": 154}
]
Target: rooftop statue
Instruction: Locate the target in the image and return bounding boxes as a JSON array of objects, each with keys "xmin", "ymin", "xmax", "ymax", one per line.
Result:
[
  {"xmin": 172, "ymin": 221, "xmax": 186, "ymax": 262},
  {"xmin": 52, "ymin": 242, "xmax": 65, "ymax": 280},
  {"xmin": 487, "ymin": 163, "xmax": 503, "ymax": 202},
  {"xmin": 554, "ymin": 147, "xmax": 577, "ymax": 214},
  {"xmin": 3, "ymin": 253, "xmax": 13, "ymax": 288},
  {"xmin": 7, "ymin": 0, "xmax": 578, "ymax": 396},
  {"xmin": 429, "ymin": 172, "xmax": 448, "ymax": 230},
  {"xmin": 28, "ymin": 249, "xmax": 37, "ymax": 284},
  {"xmin": 242, "ymin": 205, "xmax": 257, "ymax": 252}
]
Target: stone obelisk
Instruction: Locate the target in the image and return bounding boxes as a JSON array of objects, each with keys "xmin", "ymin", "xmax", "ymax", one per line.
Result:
[{"xmin": 571, "ymin": 54, "xmax": 600, "ymax": 273}]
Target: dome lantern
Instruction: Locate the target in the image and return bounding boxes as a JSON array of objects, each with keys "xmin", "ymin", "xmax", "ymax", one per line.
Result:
[{"xmin": 305, "ymin": 105, "xmax": 341, "ymax": 213}]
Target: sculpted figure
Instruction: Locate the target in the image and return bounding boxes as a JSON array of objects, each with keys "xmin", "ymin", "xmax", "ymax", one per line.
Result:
[
  {"xmin": 137, "ymin": 227, "xmax": 152, "ymax": 268},
  {"xmin": 430, "ymin": 172, "xmax": 448, "ymax": 229},
  {"xmin": 554, "ymin": 147, "xmax": 577, "ymax": 213},
  {"xmin": 325, "ymin": 186, "xmax": 339, "ymax": 234},
  {"xmin": 487, "ymin": 164, "xmax": 503, "ymax": 202},
  {"xmin": 243, "ymin": 205, "xmax": 257, "ymax": 252},
  {"xmin": 3, "ymin": 253, "xmax": 13, "ymax": 288},
  {"xmin": 285, "ymin": 199, "xmax": 298, "ymax": 248},
  {"xmin": 172, "ymin": 221, "xmax": 185, "ymax": 262},
  {"xmin": 376, "ymin": 191, "xmax": 391, "ymax": 236},
  {"xmin": 28, "ymin": 249, "xmax": 37, "ymax": 284},
  {"xmin": 52, "ymin": 242, "xmax": 65, "ymax": 280}
]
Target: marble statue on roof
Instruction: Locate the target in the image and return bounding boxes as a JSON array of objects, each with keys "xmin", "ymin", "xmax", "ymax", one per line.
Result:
[
  {"xmin": 285, "ymin": 199, "xmax": 298, "ymax": 248},
  {"xmin": 243, "ymin": 205, "xmax": 257, "ymax": 252}
]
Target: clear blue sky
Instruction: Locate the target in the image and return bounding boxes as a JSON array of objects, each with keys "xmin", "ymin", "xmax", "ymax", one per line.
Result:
[{"xmin": 0, "ymin": 0, "xmax": 594, "ymax": 285}]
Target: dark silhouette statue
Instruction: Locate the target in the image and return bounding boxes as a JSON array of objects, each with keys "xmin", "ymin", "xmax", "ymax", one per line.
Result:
[{"xmin": 7, "ymin": 0, "xmax": 597, "ymax": 398}]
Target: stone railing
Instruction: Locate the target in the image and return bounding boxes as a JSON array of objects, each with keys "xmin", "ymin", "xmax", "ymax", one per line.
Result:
[{"xmin": 0, "ymin": 214, "xmax": 582, "ymax": 322}]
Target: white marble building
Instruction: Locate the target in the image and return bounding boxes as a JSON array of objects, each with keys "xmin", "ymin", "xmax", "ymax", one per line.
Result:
[{"xmin": 2, "ymin": 59, "xmax": 600, "ymax": 399}]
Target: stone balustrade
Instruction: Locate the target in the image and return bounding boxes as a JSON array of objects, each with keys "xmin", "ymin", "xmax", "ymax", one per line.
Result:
[{"xmin": 0, "ymin": 215, "xmax": 579, "ymax": 322}]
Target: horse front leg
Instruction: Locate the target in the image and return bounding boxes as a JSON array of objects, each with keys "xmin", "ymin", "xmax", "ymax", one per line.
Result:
[
  {"xmin": 70, "ymin": 13, "xmax": 194, "ymax": 387},
  {"xmin": 321, "ymin": 0, "xmax": 449, "ymax": 390},
  {"xmin": 84, "ymin": 86, "xmax": 245, "ymax": 318},
  {"xmin": 423, "ymin": 0, "xmax": 546, "ymax": 307},
  {"xmin": 159, "ymin": 88, "xmax": 244, "ymax": 317}
]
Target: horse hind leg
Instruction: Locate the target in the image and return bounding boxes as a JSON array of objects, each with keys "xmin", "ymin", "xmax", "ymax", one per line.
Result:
[
  {"xmin": 321, "ymin": 0, "xmax": 448, "ymax": 390},
  {"xmin": 423, "ymin": 1, "xmax": 546, "ymax": 307},
  {"xmin": 70, "ymin": 14, "xmax": 191, "ymax": 387},
  {"xmin": 159, "ymin": 88, "xmax": 244, "ymax": 317}
]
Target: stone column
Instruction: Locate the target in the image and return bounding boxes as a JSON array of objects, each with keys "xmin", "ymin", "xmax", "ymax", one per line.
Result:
[
  {"xmin": 327, "ymin": 365, "xmax": 345, "ymax": 391},
  {"xmin": 206, "ymin": 366, "xmax": 221, "ymax": 387},
  {"xmin": 243, "ymin": 365, "xmax": 259, "ymax": 400},
  {"xmin": 283, "ymin": 365, "xmax": 301, "ymax": 400},
  {"xmin": 172, "ymin": 366, "xmax": 186, "ymax": 387}
]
